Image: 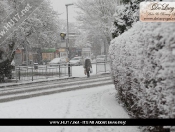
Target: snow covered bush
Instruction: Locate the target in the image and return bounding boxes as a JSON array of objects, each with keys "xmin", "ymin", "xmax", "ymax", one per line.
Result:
[
  {"xmin": 109, "ymin": 21, "xmax": 175, "ymax": 122},
  {"xmin": 0, "ymin": 39, "xmax": 16, "ymax": 82},
  {"xmin": 111, "ymin": 0, "xmax": 145, "ymax": 38},
  {"xmin": 111, "ymin": 0, "xmax": 163, "ymax": 38}
]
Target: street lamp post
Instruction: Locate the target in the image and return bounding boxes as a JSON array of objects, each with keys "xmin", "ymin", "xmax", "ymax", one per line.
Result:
[
  {"xmin": 102, "ymin": 39, "xmax": 106, "ymax": 72},
  {"xmin": 65, "ymin": 3, "xmax": 73, "ymax": 77}
]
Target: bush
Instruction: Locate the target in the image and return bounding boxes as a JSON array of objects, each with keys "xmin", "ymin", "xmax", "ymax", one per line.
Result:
[
  {"xmin": 111, "ymin": 0, "xmax": 145, "ymax": 38},
  {"xmin": 109, "ymin": 22, "xmax": 175, "ymax": 130}
]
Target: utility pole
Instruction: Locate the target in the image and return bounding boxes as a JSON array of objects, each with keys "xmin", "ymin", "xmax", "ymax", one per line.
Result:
[
  {"xmin": 104, "ymin": 39, "xmax": 106, "ymax": 72},
  {"xmin": 65, "ymin": 3, "xmax": 74, "ymax": 77}
]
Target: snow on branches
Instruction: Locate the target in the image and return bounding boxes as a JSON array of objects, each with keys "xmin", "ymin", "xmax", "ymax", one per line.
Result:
[{"xmin": 111, "ymin": 0, "xmax": 144, "ymax": 38}]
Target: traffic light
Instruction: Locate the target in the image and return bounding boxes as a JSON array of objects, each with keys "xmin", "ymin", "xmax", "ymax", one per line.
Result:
[{"xmin": 60, "ymin": 33, "xmax": 66, "ymax": 40}]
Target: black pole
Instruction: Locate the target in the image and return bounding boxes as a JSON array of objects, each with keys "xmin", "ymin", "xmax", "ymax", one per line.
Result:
[
  {"xmin": 66, "ymin": 3, "xmax": 73, "ymax": 78},
  {"xmin": 19, "ymin": 67, "xmax": 20, "ymax": 80},
  {"xmin": 68, "ymin": 63, "xmax": 71, "ymax": 77},
  {"xmin": 59, "ymin": 65, "xmax": 61, "ymax": 77},
  {"xmin": 104, "ymin": 40, "xmax": 106, "ymax": 73},
  {"xmin": 32, "ymin": 67, "xmax": 33, "ymax": 81}
]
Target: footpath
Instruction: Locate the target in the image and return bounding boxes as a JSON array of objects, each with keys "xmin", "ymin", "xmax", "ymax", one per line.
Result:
[
  {"xmin": 0, "ymin": 73, "xmax": 110, "ymax": 88},
  {"xmin": 0, "ymin": 73, "xmax": 112, "ymax": 103},
  {"xmin": 0, "ymin": 76, "xmax": 75, "ymax": 88}
]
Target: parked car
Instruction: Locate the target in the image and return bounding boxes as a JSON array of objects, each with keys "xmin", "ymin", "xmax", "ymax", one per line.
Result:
[
  {"xmin": 21, "ymin": 61, "xmax": 27, "ymax": 66},
  {"xmin": 11, "ymin": 60, "xmax": 15, "ymax": 71},
  {"xmin": 69, "ymin": 57, "xmax": 82, "ymax": 66},
  {"xmin": 96, "ymin": 55, "xmax": 109, "ymax": 62},
  {"xmin": 49, "ymin": 58, "xmax": 66, "ymax": 67},
  {"xmin": 11, "ymin": 60, "xmax": 15, "ymax": 66}
]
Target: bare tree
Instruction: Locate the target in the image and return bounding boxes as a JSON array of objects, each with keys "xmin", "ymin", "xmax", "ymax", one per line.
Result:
[{"xmin": 75, "ymin": 0, "xmax": 119, "ymax": 45}]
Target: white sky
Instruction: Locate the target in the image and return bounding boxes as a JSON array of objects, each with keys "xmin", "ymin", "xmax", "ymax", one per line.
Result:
[{"xmin": 49, "ymin": 0, "xmax": 79, "ymax": 22}]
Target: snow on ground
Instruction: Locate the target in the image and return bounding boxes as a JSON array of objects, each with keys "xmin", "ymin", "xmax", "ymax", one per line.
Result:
[
  {"xmin": 72, "ymin": 64, "xmax": 97, "ymax": 77},
  {"xmin": 0, "ymin": 85, "xmax": 140, "ymax": 132},
  {"xmin": 72, "ymin": 63, "xmax": 110, "ymax": 77}
]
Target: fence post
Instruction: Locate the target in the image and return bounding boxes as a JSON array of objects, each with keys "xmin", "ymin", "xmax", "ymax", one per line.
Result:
[
  {"xmin": 27, "ymin": 66, "xmax": 28, "ymax": 79},
  {"xmin": 15, "ymin": 67, "xmax": 17, "ymax": 83},
  {"xmin": 104, "ymin": 56, "xmax": 106, "ymax": 73},
  {"xmin": 32, "ymin": 67, "xmax": 33, "ymax": 81},
  {"xmin": 19, "ymin": 67, "xmax": 20, "ymax": 80},
  {"xmin": 46, "ymin": 65, "xmax": 47, "ymax": 79},
  {"xmin": 68, "ymin": 63, "xmax": 71, "ymax": 77},
  {"xmin": 52, "ymin": 67, "xmax": 53, "ymax": 77},
  {"xmin": 59, "ymin": 64, "xmax": 61, "ymax": 77},
  {"xmin": 96, "ymin": 61, "xmax": 97, "ymax": 74},
  {"xmin": 70, "ymin": 64, "xmax": 72, "ymax": 77},
  {"xmin": 104, "ymin": 62, "xmax": 106, "ymax": 73}
]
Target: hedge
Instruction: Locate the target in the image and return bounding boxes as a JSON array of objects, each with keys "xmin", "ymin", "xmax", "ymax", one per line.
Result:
[{"xmin": 109, "ymin": 21, "xmax": 175, "ymax": 131}]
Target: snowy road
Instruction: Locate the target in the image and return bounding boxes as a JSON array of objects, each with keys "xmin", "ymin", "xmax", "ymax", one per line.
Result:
[{"xmin": 0, "ymin": 84, "xmax": 140, "ymax": 132}]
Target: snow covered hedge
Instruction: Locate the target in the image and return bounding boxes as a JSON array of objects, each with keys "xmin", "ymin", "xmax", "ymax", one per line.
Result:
[
  {"xmin": 111, "ymin": 0, "xmax": 145, "ymax": 38},
  {"xmin": 109, "ymin": 21, "xmax": 175, "ymax": 120}
]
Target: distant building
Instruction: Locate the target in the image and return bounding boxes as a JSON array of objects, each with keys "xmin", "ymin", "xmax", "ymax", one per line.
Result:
[
  {"xmin": 69, "ymin": 48, "xmax": 82, "ymax": 59},
  {"xmin": 14, "ymin": 48, "xmax": 23, "ymax": 66},
  {"xmin": 41, "ymin": 48, "xmax": 59, "ymax": 64},
  {"xmin": 14, "ymin": 47, "xmax": 42, "ymax": 65}
]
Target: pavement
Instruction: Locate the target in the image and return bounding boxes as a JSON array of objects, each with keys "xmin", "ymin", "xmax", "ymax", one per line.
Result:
[
  {"xmin": 0, "ymin": 76, "xmax": 76, "ymax": 88},
  {"xmin": 0, "ymin": 73, "xmax": 110, "ymax": 88}
]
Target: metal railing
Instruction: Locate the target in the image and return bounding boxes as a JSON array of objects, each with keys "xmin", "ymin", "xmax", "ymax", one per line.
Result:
[
  {"xmin": 95, "ymin": 60, "xmax": 111, "ymax": 74},
  {"xmin": 12, "ymin": 63, "xmax": 72, "ymax": 82}
]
